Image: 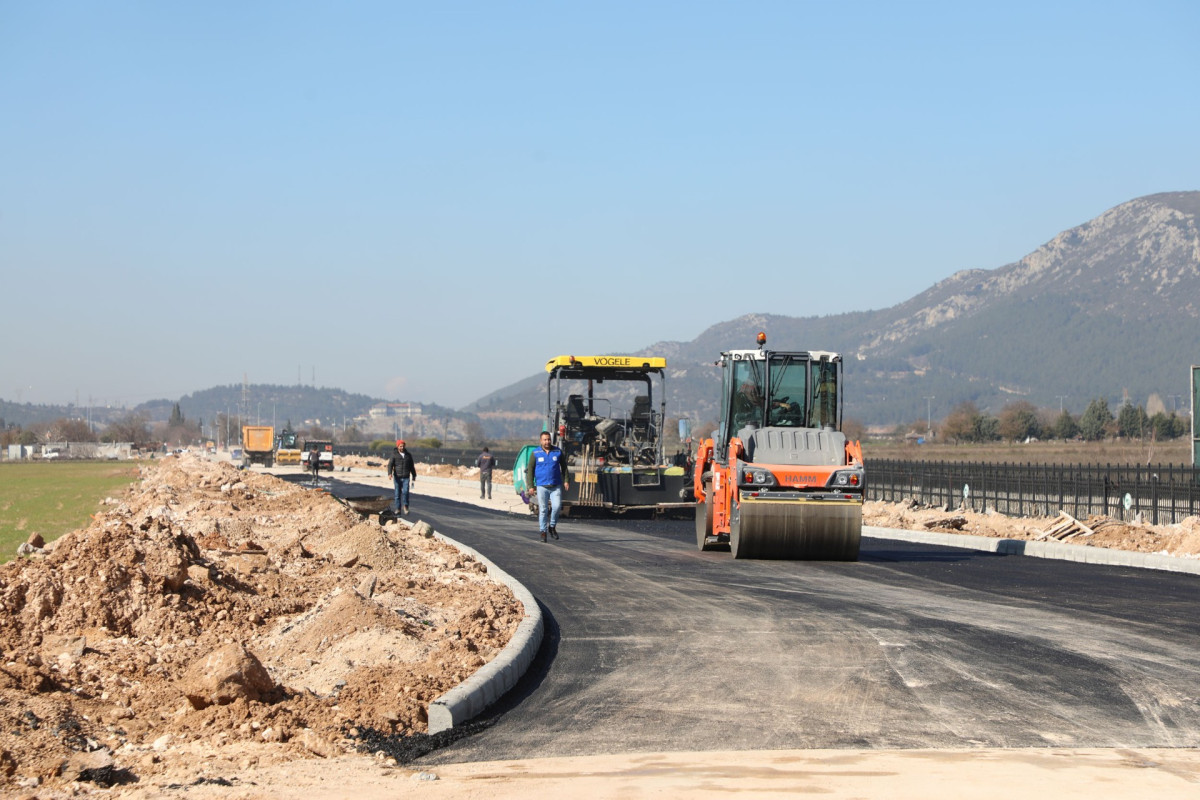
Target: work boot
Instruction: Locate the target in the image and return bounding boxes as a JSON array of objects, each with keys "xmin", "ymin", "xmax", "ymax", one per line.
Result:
[{"xmin": 550, "ymin": 525, "xmax": 559, "ymax": 540}]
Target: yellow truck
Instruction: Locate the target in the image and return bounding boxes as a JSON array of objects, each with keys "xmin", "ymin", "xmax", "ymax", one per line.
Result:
[{"xmin": 241, "ymin": 425, "xmax": 276, "ymax": 468}]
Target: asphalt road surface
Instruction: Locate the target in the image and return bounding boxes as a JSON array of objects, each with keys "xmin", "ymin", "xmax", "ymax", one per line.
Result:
[{"xmin": 353, "ymin": 491, "xmax": 1200, "ymax": 764}]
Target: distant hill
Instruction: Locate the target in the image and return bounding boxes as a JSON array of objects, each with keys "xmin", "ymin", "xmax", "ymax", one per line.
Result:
[{"xmin": 467, "ymin": 192, "xmax": 1200, "ymax": 429}]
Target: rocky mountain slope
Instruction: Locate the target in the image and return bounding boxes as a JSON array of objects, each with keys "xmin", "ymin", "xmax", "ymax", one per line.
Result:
[{"xmin": 471, "ymin": 191, "xmax": 1200, "ymax": 429}]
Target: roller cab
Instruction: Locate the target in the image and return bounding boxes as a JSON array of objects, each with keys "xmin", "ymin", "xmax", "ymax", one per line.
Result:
[{"xmin": 694, "ymin": 333, "xmax": 863, "ymax": 560}]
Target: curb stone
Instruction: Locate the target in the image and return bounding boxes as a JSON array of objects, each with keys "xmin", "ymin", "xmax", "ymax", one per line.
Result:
[
  {"xmin": 864, "ymin": 525, "xmax": 1200, "ymax": 576},
  {"xmin": 426, "ymin": 531, "xmax": 544, "ymax": 734}
]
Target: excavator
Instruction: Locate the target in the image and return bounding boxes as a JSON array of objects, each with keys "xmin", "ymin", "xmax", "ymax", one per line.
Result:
[{"xmin": 694, "ymin": 332, "xmax": 863, "ymax": 560}]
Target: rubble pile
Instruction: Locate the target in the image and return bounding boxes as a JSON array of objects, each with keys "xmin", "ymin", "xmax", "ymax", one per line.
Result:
[
  {"xmin": 864, "ymin": 500, "xmax": 1200, "ymax": 557},
  {"xmin": 0, "ymin": 455, "xmax": 523, "ymax": 793}
]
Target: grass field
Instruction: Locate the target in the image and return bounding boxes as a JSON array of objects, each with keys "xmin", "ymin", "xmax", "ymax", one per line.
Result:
[{"xmin": 0, "ymin": 461, "xmax": 141, "ymax": 564}]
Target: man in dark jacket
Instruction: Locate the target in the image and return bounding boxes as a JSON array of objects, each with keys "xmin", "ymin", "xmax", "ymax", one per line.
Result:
[
  {"xmin": 475, "ymin": 446, "xmax": 497, "ymax": 499},
  {"xmin": 387, "ymin": 439, "xmax": 417, "ymax": 515}
]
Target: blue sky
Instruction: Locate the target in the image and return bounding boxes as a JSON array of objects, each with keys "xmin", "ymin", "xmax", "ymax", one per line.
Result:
[{"xmin": 3, "ymin": 1, "xmax": 1198, "ymax": 409}]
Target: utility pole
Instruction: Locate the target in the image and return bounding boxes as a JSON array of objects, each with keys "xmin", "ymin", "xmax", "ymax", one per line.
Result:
[
  {"xmin": 923, "ymin": 396, "xmax": 935, "ymax": 436},
  {"xmin": 1056, "ymin": 395, "xmax": 1069, "ymax": 413}
]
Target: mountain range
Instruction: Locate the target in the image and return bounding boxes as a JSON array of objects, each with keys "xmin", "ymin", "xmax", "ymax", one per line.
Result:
[
  {"xmin": 469, "ymin": 191, "xmax": 1200, "ymax": 429},
  {"xmin": 6, "ymin": 192, "xmax": 1197, "ymax": 435}
]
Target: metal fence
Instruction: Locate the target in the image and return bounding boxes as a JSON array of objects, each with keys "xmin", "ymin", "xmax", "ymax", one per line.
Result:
[{"xmin": 867, "ymin": 459, "xmax": 1200, "ymax": 525}]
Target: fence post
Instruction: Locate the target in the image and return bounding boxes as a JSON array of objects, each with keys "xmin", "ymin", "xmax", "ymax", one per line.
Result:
[{"xmin": 1151, "ymin": 469, "xmax": 1158, "ymax": 525}]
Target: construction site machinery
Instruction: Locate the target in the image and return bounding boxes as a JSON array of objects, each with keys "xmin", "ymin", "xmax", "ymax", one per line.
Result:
[
  {"xmin": 301, "ymin": 440, "xmax": 334, "ymax": 476},
  {"xmin": 241, "ymin": 425, "xmax": 276, "ymax": 468},
  {"xmin": 513, "ymin": 355, "xmax": 694, "ymax": 514},
  {"xmin": 275, "ymin": 425, "xmax": 302, "ymax": 465},
  {"xmin": 693, "ymin": 332, "xmax": 863, "ymax": 560}
]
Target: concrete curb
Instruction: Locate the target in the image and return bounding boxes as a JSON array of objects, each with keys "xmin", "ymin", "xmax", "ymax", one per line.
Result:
[
  {"xmin": 864, "ymin": 525, "xmax": 1200, "ymax": 576},
  {"xmin": 426, "ymin": 531, "xmax": 544, "ymax": 734}
]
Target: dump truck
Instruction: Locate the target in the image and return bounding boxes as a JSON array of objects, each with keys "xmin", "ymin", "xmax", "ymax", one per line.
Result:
[
  {"xmin": 241, "ymin": 425, "xmax": 276, "ymax": 468},
  {"xmin": 514, "ymin": 355, "xmax": 693, "ymax": 514},
  {"xmin": 693, "ymin": 332, "xmax": 863, "ymax": 560},
  {"xmin": 275, "ymin": 425, "xmax": 302, "ymax": 465}
]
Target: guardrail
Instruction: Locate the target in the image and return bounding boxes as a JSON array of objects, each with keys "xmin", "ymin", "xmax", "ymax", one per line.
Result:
[{"xmin": 867, "ymin": 459, "xmax": 1200, "ymax": 525}]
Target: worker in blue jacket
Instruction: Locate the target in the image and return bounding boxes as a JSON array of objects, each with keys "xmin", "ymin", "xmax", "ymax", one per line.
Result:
[{"xmin": 525, "ymin": 430, "xmax": 570, "ymax": 542}]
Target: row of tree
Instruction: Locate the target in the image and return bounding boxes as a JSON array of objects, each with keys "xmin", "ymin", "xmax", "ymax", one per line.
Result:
[
  {"xmin": 924, "ymin": 399, "xmax": 1192, "ymax": 444},
  {"xmin": 0, "ymin": 404, "xmax": 379, "ymax": 450}
]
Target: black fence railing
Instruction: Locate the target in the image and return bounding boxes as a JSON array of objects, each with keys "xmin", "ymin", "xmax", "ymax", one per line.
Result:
[{"xmin": 868, "ymin": 459, "xmax": 1200, "ymax": 525}]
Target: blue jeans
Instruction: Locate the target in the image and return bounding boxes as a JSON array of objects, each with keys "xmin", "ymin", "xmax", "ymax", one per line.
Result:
[
  {"xmin": 392, "ymin": 477, "xmax": 411, "ymax": 512},
  {"xmin": 536, "ymin": 484, "xmax": 563, "ymax": 531}
]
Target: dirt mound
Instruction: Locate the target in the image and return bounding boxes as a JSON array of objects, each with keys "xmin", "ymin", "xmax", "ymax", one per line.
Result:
[
  {"xmin": 0, "ymin": 454, "xmax": 523, "ymax": 793},
  {"xmin": 864, "ymin": 501, "xmax": 1200, "ymax": 557}
]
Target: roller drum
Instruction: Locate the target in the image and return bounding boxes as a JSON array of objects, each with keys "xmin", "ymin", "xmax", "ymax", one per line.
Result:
[{"xmin": 730, "ymin": 497, "xmax": 861, "ymax": 560}]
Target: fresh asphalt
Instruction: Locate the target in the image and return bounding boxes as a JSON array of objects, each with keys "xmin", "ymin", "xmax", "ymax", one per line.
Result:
[{"xmin": 355, "ymin": 490, "xmax": 1200, "ymax": 763}]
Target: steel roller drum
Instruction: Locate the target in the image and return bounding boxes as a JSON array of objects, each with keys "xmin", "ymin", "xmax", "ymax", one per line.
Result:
[{"xmin": 729, "ymin": 497, "xmax": 861, "ymax": 560}]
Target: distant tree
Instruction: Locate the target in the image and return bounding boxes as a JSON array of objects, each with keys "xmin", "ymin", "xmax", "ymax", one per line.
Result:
[
  {"xmin": 463, "ymin": 417, "xmax": 487, "ymax": 447},
  {"xmin": 941, "ymin": 402, "xmax": 1000, "ymax": 443},
  {"xmin": 51, "ymin": 418, "xmax": 97, "ymax": 442},
  {"xmin": 998, "ymin": 401, "xmax": 1041, "ymax": 442},
  {"xmin": 1175, "ymin": 413, "xmax": 1192, "ymax": 438},
  {"xmin": 1050, "ymin": 410, "xmax": 1079, "ymax": 440},
  {"xmin": 169, "ymin": 403, "xmax": 185, "ymax": 426},
  {"xmin": 841, "ymin": 417, "xmax": 867, "ymax": 444},
  {"xmin": 214, "ymin": 412, "xmax": 243, "ymax": 447},
  {"xmin": 1116, "ymin": 401, "xmax": 1148, "ymax": 439},
  {"xmin": 18, "ymin": 429, "xmax": 38, "ymax": 446},
  {"xmin": 103, "ymin": 412, "xmax": 151, "ymax": 443},
  {"xmin": 972, "ymin": 413, "xmax": 1001, "ymax": 442},
  {"xmin": 306, "ymin": 425, "xmax": 333, "ymax": 441},
  {"xmin": 693, "ymin": 420, "xmax": 718, "ymax": 443},
  {"xmin": 1078, "ymin": 398, "xmax": 1114, "ymax": 441},
  {"xmin": 941, "ymin": 402, "xmax": 980, "ymax": 443},
  {"xmin": 338, "ymin": 425, "xmax": 366, "ymax": 444},
  {"xmin": 414, "ymin": 437, "xmax": 442, "ymax": 449}
]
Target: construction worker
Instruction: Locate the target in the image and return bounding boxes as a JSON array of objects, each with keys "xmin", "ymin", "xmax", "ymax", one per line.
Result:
[
  {"xmin": 475, "ymin": 446, "xmax": 497, "ymax": 499},
  {"xmin": 387, "ymin": 440, "xmax": 417, "ymax": 515},
  {"xmin": 525, "ymin": 430, "xmax": 569, "ymax": 542}
]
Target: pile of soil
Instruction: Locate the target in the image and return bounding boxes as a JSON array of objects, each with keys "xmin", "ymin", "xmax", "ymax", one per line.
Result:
[
  {"xmin": 863, "ymin": 500, "xmax": 1200, "ymax": 557},
  {"xmin": 0, "ymin": 455, "xmax": 523, "ymax": 794}
]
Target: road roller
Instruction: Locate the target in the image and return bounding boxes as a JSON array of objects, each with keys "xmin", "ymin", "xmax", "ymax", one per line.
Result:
[{"xmin": 693, "ymin": 332, "xmax": 863, "ymax": 560}]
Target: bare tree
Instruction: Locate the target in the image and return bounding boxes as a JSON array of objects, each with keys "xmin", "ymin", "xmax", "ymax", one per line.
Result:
[
  {"xmin": 103, "ymin": 413, "xmax": 151, "ymax": 443},
  {"xmin": 50, "ymin": 418, "xmax": 97, "ymax": 442},
  {"xmin": 463, "ymin": 417, "xmax": 487, "ymax": 447}
]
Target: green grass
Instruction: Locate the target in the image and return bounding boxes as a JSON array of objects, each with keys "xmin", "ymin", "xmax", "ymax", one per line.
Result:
[{"xmin": 0, "ymin": 461, "xmax": 141, "ymax": 563}]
